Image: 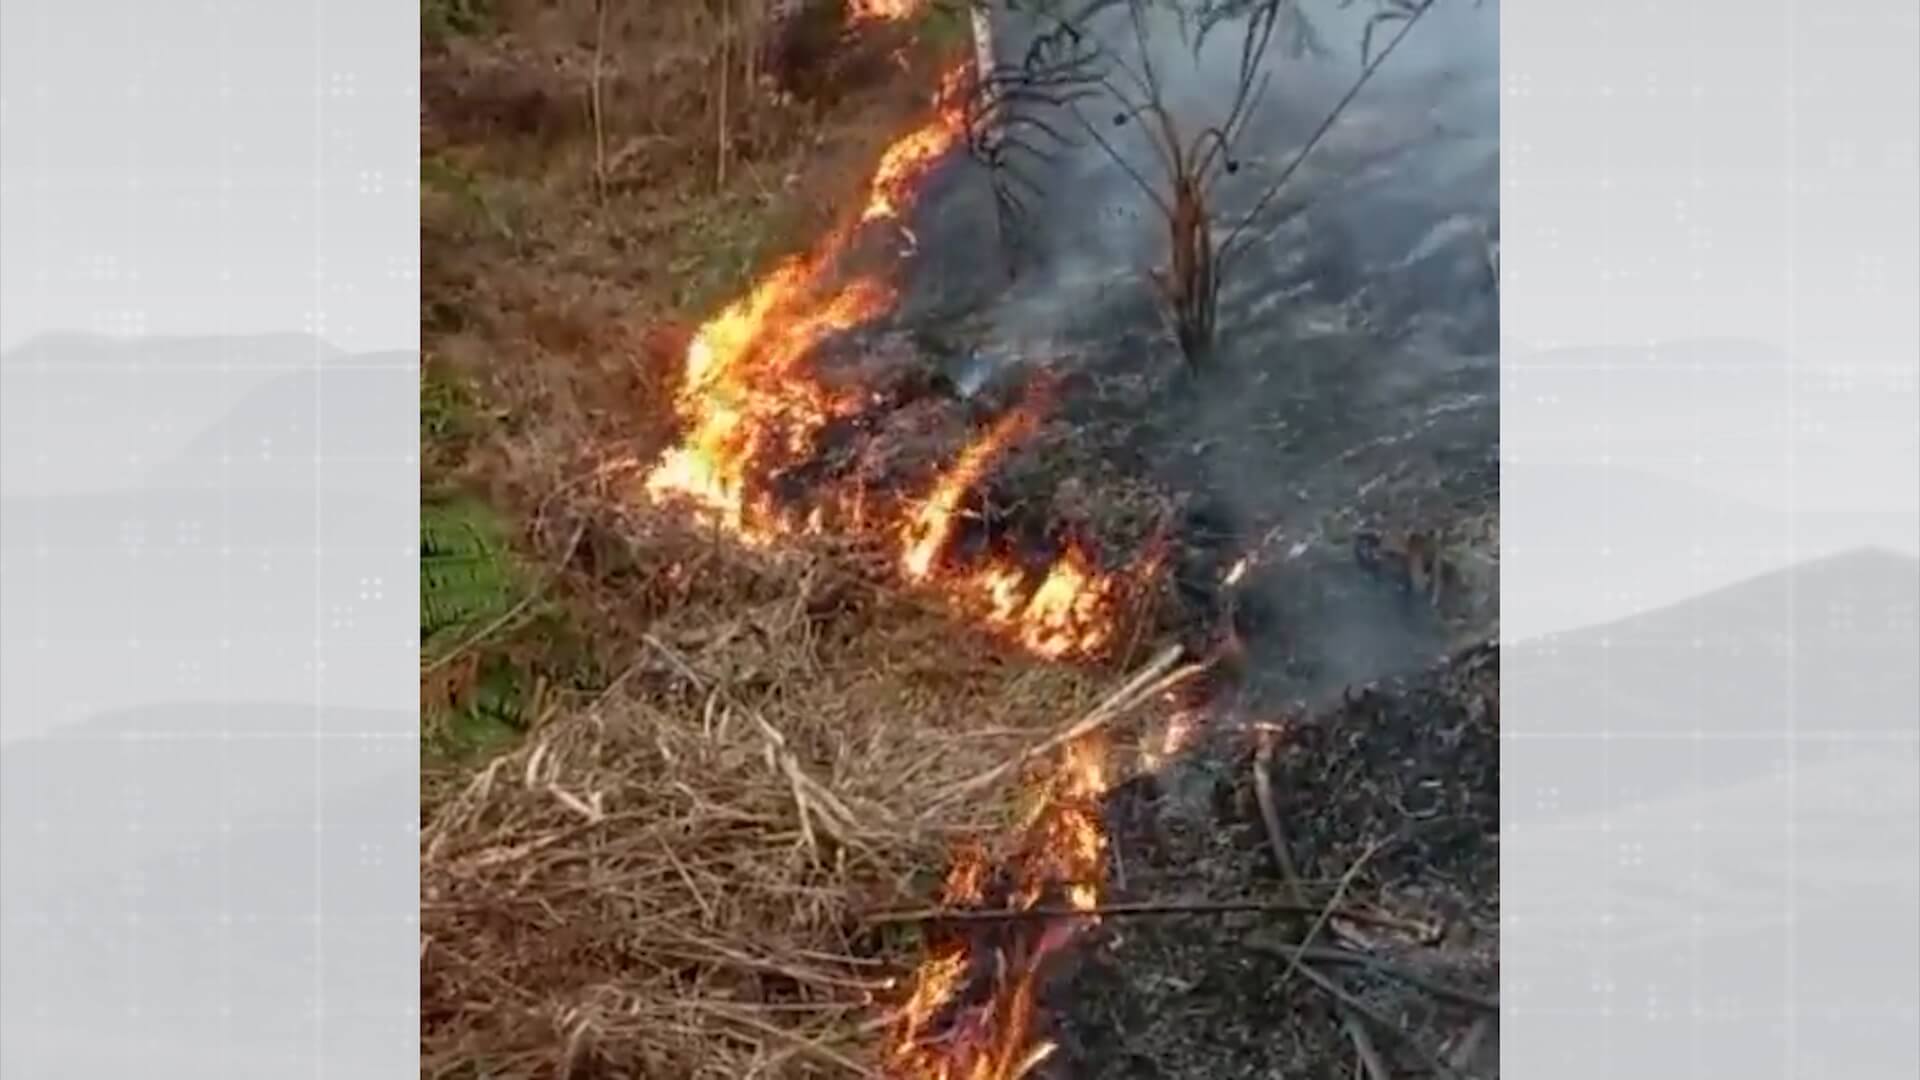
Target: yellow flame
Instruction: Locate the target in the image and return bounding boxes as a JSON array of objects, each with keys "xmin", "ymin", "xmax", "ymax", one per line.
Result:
[
  {"xmin": 1223, "ymin": 555, "xmax": 1252, "ymax": 586},
  {"xmin": 901, "ymin": 406, "xmax": 1041, "ymax": 579},
  {"xmin": 850, "ymin": 0, "xmax": 927, "ymax": 22}
]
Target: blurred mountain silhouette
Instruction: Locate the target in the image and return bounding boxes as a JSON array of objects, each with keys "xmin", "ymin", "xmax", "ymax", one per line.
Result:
[
  {"xmin": 0, "ymin": 334, "xmax": 413, "ymax": 496},
  {"xmin": 0, "ymin": 702, "xmax": 415, "ymax": 1079},
  {"xmin": 1502, "ymin": 548, "xmax": 1919, "ymax": 1079}
]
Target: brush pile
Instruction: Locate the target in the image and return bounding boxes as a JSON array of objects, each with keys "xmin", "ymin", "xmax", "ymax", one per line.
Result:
[{"xmin": 420, "ymin": 508, "xmax": 1115, "ymax": 1079}]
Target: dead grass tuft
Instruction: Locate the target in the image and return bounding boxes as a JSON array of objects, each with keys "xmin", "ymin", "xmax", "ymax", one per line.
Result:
[
  {"xmin": 418, "ymin": 6, "xmax": 1041, "ymax": 1075},
  {"xmin": 421, "ymin": 0, "xmax": 968, "ymax": 512},
  {"xmin": 420, "ymin": 502, "xmax": 1111, "ymax": 1078}
]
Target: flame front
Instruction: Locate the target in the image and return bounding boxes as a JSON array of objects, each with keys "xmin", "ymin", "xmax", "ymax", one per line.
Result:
[
  {"xmin": 850, "ymin": 0, "xmax": 929, "ymax": 23},
  {"xmin": 644, "ymin": 62, "xmax": 1136, "ymax": 661},
  {"xmin": 641, "ymin": 53, "xmax": 1162, "ymax": 1080},
  {"xmin": 885, "ymin": 730, "xmax": 1116, "ymax": 1080},
  {"xmin": 645, "ymin": 62, "xmax": 962, "ymax": 535},
  {"xmin": 864, "ymin": 104, "xmax": 967, "ymax": 224},
  {"xmin": 901, "ymin": 404, "xmax": 1041, "ymax": 580},
  {"xmin": 645, "ymin": 271, "xmax": 893, "ymax": 531}
]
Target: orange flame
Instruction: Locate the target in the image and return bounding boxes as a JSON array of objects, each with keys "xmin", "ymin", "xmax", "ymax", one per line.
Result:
[
  {"xmin": 864, "ymin": 102, "xmax": 968, "ymax": 224},
  {"xmin": 643, "ymin": 81, "xmax": 960, "ymax": 537},
  {"xmin": 887, "ymin": 680, "xmax": 1212, "ymax": 1079},
  {"xmin": 850, "ymin": 0, "xmax": 931, "ymax": 24},
  {"xmin": 885, "ymin": 731, "xmax": 1116, "ymax": 1080},
  {"xmin": 902, "ymin": 404, "xmax": 1042, "ymax": 579},
  {"xmin": 644, "ymin": 62, "xmax": 1138, "ymax": 661},
  {"xmin": 639, "ymin": 60, "xmax": 1167, "ymax": 1076},
  {"xmin": 646, "ymin": 272, "xmax": 893, "ymax": 531}
]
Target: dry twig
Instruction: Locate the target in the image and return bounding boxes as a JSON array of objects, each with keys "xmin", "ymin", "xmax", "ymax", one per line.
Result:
[
  {"xmin": 931, "ymin": 642, "xmax": 1202, "ymax": 806},
  {"xmin": 1289, "ymin": 960, "xmax": 1466, "ymax": 1080},
  {"xmin": 1345, "ymin": 1010, "xmax": 1395, "ymax": 1080},
  {"xmin": 1270, "ymin": 835, "xmax": 1388, "ymax": 991},
  {"xmin": 863, "ymin": 896, "xmax": 1429, "ymax": 934},
  {"xmin": 1252, "ymin": 721, "xmax": 1305, "ymax": 898},
  {"xmin": 1249, "ymin": 942, "xmax": 1499, "ymax": 1014}
]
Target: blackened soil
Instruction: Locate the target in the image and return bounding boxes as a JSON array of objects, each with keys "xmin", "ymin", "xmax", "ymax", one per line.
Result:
[
  {"xmin": 1038, "ymin": 644, "xmax": 1501, "ymax": 1080},
  {"xmin": 858, "ymin": 9, "xmax": 1504, "ymax": 1077}
]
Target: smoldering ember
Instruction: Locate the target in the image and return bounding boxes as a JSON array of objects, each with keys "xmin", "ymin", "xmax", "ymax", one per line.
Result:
[{"xmin": 419, "ymin": 2, "xmax": 1498, "ymax": 1078}]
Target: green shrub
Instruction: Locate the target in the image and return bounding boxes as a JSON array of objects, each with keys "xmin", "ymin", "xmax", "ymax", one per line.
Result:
[{"xmin": 423, "ymin": 0, "xmax": 492, "ymax": 44}]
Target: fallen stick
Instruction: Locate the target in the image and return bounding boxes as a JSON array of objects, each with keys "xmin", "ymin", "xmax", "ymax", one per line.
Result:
[
  {"xmin": 1271, "ymin": 836, "xmax": 1389, "ymax": 996},
  {"xmin": 928, "ymin": 643, "xmax": 1203, "ymax": 807},
  {"xmin": 1245, "ymin": 941, "xmax": 1499, "ymax": 1014},
  {"xmin": 1252, "ymin": 723, "xmax": 1305, "ymax": 900},
  {"xmin": 1344, "ymin": 1010, "xmax": 1394, "ymax": 1080},
  {"xmin": 1290, "ymin": 961, "xmax": 1466, "ymax": 1080},
  {"xmin": 862, "ymin": 897, "xmax": 1424, "ymax": 936}
]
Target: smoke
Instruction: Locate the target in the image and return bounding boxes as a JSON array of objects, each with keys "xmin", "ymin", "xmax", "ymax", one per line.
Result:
[
  {"xmin": 967, "ymin": 1, "xmax": 1496, "ymax": 345},
  {"xmin": 933, "ymin": 0, "xmax": 1501, "ymax": 691}
]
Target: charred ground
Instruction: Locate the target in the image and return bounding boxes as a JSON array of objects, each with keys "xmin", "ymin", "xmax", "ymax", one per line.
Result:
[
  {"xmin": 1043, "ymin": 643, "xmax": 1500, "ymax": 1079},
  {"xmin": 420, "ymin": 2, "xmax": 1498, "ymax": 1077}
]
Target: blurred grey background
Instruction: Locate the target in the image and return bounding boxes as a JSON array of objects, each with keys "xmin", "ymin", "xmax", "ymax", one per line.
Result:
[{"xmin": 1, "ymin": 0, "xmax": 1915, "ymax": 1077}]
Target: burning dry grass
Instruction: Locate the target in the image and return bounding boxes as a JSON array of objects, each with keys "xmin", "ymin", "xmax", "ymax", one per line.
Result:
[
  {"xmin": 420, "ymin": 508, "xmax": 1121, "ymax": 1078},
  {"xmin": 421, "ymin": 2, "xmax": 972, "ymax": 520},
  {"xmin": 419, "ymin": 7, "xmax": 1192, "ymax": 1076}
]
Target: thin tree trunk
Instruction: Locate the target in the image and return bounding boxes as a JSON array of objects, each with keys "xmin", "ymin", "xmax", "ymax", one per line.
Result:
[
  {"xmin": 590, "ymin": 0, "xmax": 610, "ymax": 200},
  {"xmin": 971, "ymin": 2, "xmax": 1017, "ymax": 278},
  {"xmin": 742, "ymin": 0, "xmax": 760, "ymax": 102},
  {"xmin": 717, "ymin": 0, "xmax": 732, "ymax": 188},
  {"xmin": 970, "ymin": 1, "xmax": 1000, "ymax": 148}
]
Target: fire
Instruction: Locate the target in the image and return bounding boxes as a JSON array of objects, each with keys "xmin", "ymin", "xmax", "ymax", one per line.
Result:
[
  {"xmin": 987, "ymin": 541, "xmax": 1123, "ymax": 660},
  {"xmin": 886, "ymin": 663, "xmax": 1213, "ymax": 1079},
  {"xmin": 1024, "ymin": 734, "xmax": 1111, "ymax": 913},
  {"xmin": 645, "ymin": 61, "xmax": 1138, "ymax": 661},
  {"xmin": 850, "ymin": 0, "xmax": 929, "ymax": 23},
  {"xmin": 1223, "ymin": 554, "xmax": 1252, "ymax": 587},
  {"xmin": 639, "ymin": 53, "xmax": 1164, "ymax": 1079},
  {"xmin": 646, "ymin": 271, "xmax": 893, "ymax": 531},
  {"xmin": 642, "ymin": 80, "xmax": 955, "ymax": 537},
  {"xmin": 885, "ymin": 730, "xmax": 1117, "ymax": 1080},
  {"xmin": 864, "ymin": 99, "xmax": 968, "ymax": 224},
  {"xmin": 902, "ymin": 404, "xmax": 1041, "ymax": 579},
  {"xmin": 1141, "ymin": 694, "xmax": 1204, "ymax": 771}
]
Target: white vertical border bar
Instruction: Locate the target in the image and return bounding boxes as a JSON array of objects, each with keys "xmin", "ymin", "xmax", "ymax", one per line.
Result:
[
  {"xmin": 1504, "ymin": 1, "xmax": 1919, "ymax": 1078},
  {"xmin": 0, "ymin": 0, "xmax": 420, "ymax": 1076}
]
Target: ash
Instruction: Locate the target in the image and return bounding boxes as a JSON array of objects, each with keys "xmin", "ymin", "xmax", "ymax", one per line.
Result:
[
  {"xmin": 1043, "ymin": 645, "xmax": 1501, "ymax": 1079},
  {"xmin": 817, "ymin": 0, "xmax": 1500, "ymax": 650},
  {"xmin": 859, "ymin": 3, "xmax": 1503, "ymax": 1074}
]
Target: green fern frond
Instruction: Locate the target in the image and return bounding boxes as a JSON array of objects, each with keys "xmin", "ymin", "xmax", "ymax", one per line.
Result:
[
  {"xmin": 426, "ymin": 653, "xmax": 529, "ymax": 761},
  {"xmin": 421, "ymin": 496, "xmax": 520, "ymax": 649}
]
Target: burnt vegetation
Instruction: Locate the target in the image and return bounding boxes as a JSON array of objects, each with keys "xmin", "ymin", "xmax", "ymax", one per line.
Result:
[
  {"xmin": 957, "ymin": 0, "xmax": 1442, "ymax": 369},
  {"xmin": 419, "ymin": 1, "xmax": 1496, "ymax": 1076}
]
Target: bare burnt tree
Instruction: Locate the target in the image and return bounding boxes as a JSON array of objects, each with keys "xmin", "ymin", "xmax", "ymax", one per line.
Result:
[
  {"xmin": 1212, "ymin": 0, "xmax": 1444, "ymax": 288},
  {"xmin": 966, "ymin": 0, "xmax": 1443, "ymax": 370},
  {"xmin": 1073, "ymin": 1, "xmax": 1293, "ymax": 368},
  {"xmin": 944, "ymin": 1, "xmax": 1130, "ymax": 278}
]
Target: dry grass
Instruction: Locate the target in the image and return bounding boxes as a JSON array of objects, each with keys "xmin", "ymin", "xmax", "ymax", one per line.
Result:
[
  {"xmin": 421, "ymin": 1, "xmax": 966, "ymax": 511},
  {"xmin": 420, "ymin": 505, "xmax": 1115, "ymax": 1078},
  {"xmin": 416, "ymin": 6, "xmax": 1120, "ymax": 1076}
]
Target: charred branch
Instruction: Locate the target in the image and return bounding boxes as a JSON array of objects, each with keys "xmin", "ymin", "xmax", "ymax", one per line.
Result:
[{"xmin": 957, "ymin": 1, "xmax": 1446, "ymax": 370}]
